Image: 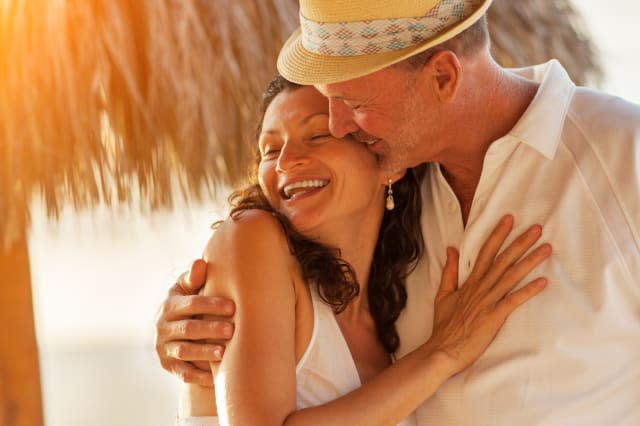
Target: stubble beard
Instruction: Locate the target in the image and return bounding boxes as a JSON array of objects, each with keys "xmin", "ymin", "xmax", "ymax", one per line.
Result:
[
  {"xmin": 381, "ymin": 131, "xmax": 421, "ymax": 173},
  {"xmin": 350, "ymin": 128, "xmax": 420, "ymax": 172}
]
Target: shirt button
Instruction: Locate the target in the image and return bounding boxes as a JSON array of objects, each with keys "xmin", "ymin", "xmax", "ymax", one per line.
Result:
[{"xmin": 448, "ymin": 201, "xmax": 457, "ymax": 213}]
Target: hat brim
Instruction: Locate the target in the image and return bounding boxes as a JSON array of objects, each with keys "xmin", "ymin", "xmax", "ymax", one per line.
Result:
[{"xmin": 277, "ymin": 0, "xmax": 493, "ymax": 85}]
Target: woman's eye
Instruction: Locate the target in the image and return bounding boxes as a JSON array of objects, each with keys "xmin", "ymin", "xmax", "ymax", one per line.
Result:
[
  {"xmin": 344, "ymin": 101, "xmax": 362, "ymax": 110},
  {"xmin": 261, "ymin": 146, "xmax": 280, "ymax": 158},
  {"xmin": 311, "ymin": 133, "xmax": 332, "ymax": 142}
]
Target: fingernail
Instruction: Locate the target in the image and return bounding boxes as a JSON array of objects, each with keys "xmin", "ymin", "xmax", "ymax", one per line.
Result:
[
  {"xmin": 223, "ymin": 323, "xmax": 234, "ymax": 337},
  {"xmin": 213, "ymin": 346, "xmax": 223, "ymax": 359},
  {"xmin": 223, "ymin": 303, "xmax": 235, "ymax": 315}
]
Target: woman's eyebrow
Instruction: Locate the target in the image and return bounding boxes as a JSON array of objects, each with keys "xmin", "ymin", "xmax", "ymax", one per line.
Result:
[
  {"xmin": 301, "ymin": 112, "xmax": 329, "ymax": 126},
  {"xmin": 260, "ymin": 112, "xmax": 329, "ymax": 136}
]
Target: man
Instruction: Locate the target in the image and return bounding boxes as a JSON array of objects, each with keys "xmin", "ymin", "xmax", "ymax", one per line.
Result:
[{"xmin": 157, "ymin": 0, "xmax": 640, "ymax": 424}]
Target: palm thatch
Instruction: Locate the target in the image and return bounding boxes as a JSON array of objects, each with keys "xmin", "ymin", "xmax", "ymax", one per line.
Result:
[
  {"xmin": 0, "ymin": 1, "xmax": 603, "ymax": 424},
  {"xmin": 0, "ymin": 0, "xmax": 601, "ymax": 250},
  {"xmin": 0, "ymin": 0, "xmax": 298, "ymax": 250},
  {"xmin": 488, "ymin": 0, "xmax": 602, "ymax": 84}
]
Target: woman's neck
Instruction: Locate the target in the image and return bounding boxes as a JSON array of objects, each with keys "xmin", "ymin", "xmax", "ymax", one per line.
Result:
[
  {"xmin": 332, "ymin": 221, "xmax": 391, "ymax": 383},
  {"xmin": 311, "ymin": 208, "xmax": 383, "ymax": 312}
]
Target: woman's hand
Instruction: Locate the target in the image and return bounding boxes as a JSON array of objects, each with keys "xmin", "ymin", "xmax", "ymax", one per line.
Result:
[{"xmin": 425, "ymin": 214, "xmax": 551, "ymax": 376}]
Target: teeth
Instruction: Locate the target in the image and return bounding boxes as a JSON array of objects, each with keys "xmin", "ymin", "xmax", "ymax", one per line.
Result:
[
  {"xmin": 283, "ymin": 179, "xmax": 328, "ymax": 198},
  {"xmin": 352, "ymin": 132, "xmax": 379, "ymax": 145}
]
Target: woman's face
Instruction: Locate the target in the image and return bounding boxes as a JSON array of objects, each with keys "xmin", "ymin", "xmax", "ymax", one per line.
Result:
[{"xmin": 258, "ymin": 86, "xmax": 391, "ymax": 236}]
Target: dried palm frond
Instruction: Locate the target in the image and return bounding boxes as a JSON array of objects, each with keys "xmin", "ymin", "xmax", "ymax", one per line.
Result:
[
  {"xmin": 488, "ymin": 0, "xmax": 602, "ymax": 86},
  {"xmin": 0, "ymin": 0, "xmax": 600, "ymax": 249}
]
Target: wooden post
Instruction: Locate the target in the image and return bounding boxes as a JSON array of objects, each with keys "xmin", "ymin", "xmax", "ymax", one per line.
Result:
[{"xmin": 0, "ymin": 233, "xmax": 43, "ymax": 426}]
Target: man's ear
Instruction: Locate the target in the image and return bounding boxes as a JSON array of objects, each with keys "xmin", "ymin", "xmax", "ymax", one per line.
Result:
[{"xmin": 424, "ymin": 50, "xmax": 462, "ymax": 103}]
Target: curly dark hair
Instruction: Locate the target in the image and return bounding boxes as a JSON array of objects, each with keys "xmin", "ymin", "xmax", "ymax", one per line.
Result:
[{"xmin": 220, "ymin": 76, "xmax": 425, "ymax": 354}]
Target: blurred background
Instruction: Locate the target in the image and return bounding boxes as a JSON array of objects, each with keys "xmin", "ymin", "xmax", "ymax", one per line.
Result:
[{"xmin": 2, "ymin": 0, "xmax": 638, "ymax": 425}]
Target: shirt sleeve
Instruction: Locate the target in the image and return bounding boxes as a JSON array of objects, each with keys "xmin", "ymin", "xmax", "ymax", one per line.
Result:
[{"xmin": 176, "ymin": 416, "xmax": 219, "ymax": 426}]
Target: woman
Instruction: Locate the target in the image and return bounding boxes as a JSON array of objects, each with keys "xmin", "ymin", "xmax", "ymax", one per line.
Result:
[{"xmin": 181, "ymin": 76, "xmax": 551, "ymax": 425}]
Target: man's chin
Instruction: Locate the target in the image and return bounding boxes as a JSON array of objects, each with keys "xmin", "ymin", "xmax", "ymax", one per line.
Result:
[
  {"xmin": 380, "ymin": 153, "xmax": 420, "ymax": 174},
  {"xmin": 378, "ymin": 156, "xmax": 402, "ymax": 173}
]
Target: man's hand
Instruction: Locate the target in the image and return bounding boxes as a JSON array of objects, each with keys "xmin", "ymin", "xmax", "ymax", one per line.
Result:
[{"xmin": 155, "ymin": 259, "xmax": 235, "ymax": 387}]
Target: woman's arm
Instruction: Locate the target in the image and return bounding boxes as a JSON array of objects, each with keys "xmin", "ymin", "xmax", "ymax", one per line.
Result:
[
  {"xmin": 281, "ymin": 216, "xmax": 550, "ymax": 426},
  {"xmin": 179, "ymin": 383, "xmax": 217, "ymax": 417},
  {"xmin": 199, "ymin": 210, "xmax": 300, "ymax": 424},
  {"xmin": 190, "ymin": 213, "xmax": 550, "ymax": 426}
]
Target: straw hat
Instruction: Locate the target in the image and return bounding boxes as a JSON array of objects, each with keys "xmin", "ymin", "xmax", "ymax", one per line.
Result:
[{"xmin": 278, "ymin": 0, "xmax": 493, "ymax": 85}]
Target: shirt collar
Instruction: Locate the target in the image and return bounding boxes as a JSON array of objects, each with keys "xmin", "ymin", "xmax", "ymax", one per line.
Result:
[{"xmin": 507, "ymin": 60, "xmax": 576, "ymax": 160}]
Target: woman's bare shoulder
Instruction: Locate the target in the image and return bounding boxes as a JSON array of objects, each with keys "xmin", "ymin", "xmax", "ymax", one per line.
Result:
[
  {"xmin": 202, "ymin": 209, "xmax": 296, "ymax": 296},
  {"xmin": 205, "ymin": 209, "xmax": 289, "ymax": 255}
]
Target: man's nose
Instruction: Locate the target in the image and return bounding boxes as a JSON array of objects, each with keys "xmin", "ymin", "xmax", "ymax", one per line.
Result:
[{"xmin": 328, "ymin": 99, "xmax": 358, "ymax": 139}]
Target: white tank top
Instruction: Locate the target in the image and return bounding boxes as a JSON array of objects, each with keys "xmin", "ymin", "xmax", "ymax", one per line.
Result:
[{"xmin": 296, "ymin": 287, "xmax": 417, "ymax": 426}]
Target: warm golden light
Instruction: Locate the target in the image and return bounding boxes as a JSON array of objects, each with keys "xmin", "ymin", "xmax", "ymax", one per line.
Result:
[{"xmin": 2, "ymin": 1, "xmax": 634, "ymax": 425}]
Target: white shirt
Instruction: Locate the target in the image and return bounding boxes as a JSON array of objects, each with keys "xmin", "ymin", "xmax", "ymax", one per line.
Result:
[
  {"xmin": 180, "ymin": 60, "xmax": 640, "ymax": 426},
  {"xmin": 396, "ymin": 60, "xmax": 640, "ymax": 426}
]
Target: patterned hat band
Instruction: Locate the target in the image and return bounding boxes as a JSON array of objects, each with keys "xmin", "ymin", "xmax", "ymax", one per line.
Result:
[{"xmin": 300, "ymin": 0, "xmax": 481, "ymax": 57}]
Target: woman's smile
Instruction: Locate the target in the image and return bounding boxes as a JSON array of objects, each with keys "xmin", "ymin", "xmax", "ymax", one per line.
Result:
[{"xmin": 281, "ymin": 178, "xmax": 330, "ymax": 200}]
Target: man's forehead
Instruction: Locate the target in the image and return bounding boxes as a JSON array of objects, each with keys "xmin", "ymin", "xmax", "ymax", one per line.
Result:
[
  {"xmin": 315, "ymin": 81, "xmax": 364, "ymax": 100},
  {"xmin": 314, "ymin": 83, "xmax": 342, "ymax": 98},
  {"xmin": 314, "ymin": 68, "xmax": 394, "ymax": 98}
]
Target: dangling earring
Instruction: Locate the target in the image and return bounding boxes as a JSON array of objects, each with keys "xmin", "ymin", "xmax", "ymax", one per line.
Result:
[{"xmin": 385, "ymin": 179, "xmax": 395, "ymax": 211}]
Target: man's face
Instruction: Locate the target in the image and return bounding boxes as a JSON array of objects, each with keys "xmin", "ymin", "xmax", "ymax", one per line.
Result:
[{"xmin": 315, "ymin": 65, "xmax": 444, "ymax": 171}]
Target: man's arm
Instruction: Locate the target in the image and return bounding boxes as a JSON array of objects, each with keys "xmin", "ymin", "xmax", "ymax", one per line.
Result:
[{"xmin": 155, "ymin": 259, "xmax": 236, "ymax": 387}]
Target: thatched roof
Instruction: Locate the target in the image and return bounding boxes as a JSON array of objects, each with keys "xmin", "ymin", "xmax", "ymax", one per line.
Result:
[
  {"xmin": 488, "ymin": 0, "xmax": 602, "ymax": 83},
  {"xmin": 0, "ymin": 0, "xmax": 601, "ymax": 249}
]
